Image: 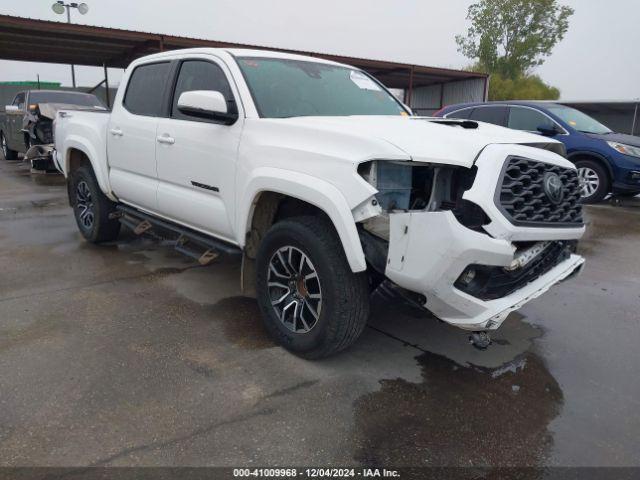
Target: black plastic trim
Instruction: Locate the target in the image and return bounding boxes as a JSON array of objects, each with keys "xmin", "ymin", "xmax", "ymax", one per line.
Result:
[{"xmin": 191, "ymin": 181, "xmax": 219, "ymax": 192}]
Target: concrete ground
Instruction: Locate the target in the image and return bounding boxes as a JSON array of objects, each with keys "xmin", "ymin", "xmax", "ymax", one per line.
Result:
[{"xmin": 0, "ymin": 157, "xmax": 638, "ymax": 468}]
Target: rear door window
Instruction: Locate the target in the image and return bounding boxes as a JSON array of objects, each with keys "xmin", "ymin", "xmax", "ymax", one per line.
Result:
[
  {"xmin": 123, "ymin": 62, "xmax": 171, "ymax": 116},
  {"xmin": 447, "ymin": 108, "xmax": 473, "ymax": 119},
  {"xmin": 508, "ymin": 107, "xmax": 556, "ymax": 132},
  {"xmin": 469, "ymin": 106, "xmax": 508, "ymax": 126},
  {"xmin": 171, "ymin": 60, "xmax": 234, "ymax": 121}
]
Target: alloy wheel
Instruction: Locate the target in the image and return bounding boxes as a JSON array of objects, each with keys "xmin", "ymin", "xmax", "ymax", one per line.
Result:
[
  {"xmin": 76, "ymin": 180, "xmax": 95, "ymax": 230},
  {"xmin": 577, "ymin": 166, "xmax": 600, "ymax": 198},
  {"xmin": 267, "ymin": 245, "xmax": 322, "ymax": 334},
  {"xmin": 1, "ymin": 134, "xmax": 7, "ymax": 158}
]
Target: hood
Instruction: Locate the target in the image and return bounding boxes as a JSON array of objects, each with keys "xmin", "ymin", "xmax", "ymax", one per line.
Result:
[
  {"xmin": 36, "ymin": 103, "xmax": 107, "ymax": 120},
  {"xmin": 268, "ymin": 115, "xmax": 564, "ymax": 167},
  {"xmin": 587, "ymin": 132, "xmax": 640, "ymax": 147}
]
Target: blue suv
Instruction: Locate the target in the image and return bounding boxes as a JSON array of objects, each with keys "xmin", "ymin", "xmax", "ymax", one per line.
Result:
[{"xmin": 435, "ymin": 101, "xmax": 640, "ymax": 203}]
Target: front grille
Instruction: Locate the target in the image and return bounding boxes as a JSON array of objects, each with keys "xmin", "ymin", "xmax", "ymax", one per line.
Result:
[
  {"xmin": 35, "ymin": 121, "xmax": 54, "ymax": 144},
  {"xmin": 498, "ymin": 157, "xmax": 583, "ymax": 227},
  {"xmin": 455, "ymin": 241, "xmax": 576, "ymax": 301}
]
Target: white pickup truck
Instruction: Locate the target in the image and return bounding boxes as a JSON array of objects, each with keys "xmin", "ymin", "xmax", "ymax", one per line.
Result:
[{"xmin": 55, "ymin": 48, "xmax": 585, "ymax": 358}]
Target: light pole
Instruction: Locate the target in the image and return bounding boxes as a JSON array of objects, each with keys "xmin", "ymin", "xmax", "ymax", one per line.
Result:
[{"xmin": 52, "ymin": 1, "xmax": 89, "ymax": 88}]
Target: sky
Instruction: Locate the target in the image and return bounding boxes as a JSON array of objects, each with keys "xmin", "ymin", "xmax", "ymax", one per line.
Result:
[{"xmin": 0, "ymin": 0, "xmax": 638, "ymax": 100}]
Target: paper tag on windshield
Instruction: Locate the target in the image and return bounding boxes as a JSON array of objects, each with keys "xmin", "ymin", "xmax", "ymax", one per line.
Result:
[{"xmin": 350, "ymin": 71, "xmax": 381, "ymax": 91}]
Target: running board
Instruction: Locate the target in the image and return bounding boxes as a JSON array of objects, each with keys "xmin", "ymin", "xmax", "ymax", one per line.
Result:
[{"xmin": 115, "ymin": 205, "xmax": 241, "ymax": 263}]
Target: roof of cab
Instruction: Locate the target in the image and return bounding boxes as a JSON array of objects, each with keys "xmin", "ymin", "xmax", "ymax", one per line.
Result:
[{"xmin": 130, "ymin": 47, "xmax": 351, "ymax": 69}]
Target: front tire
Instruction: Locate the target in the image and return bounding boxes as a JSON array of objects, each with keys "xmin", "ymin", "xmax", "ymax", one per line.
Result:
[
  {"xmin": 256, "ymin": 216, "xmax": 370, "ymax": 359},
  {"xmin": 68, "ymin": 165, "xmax": 121, "ymax": 243},
  {"xmin": 576, "ymin": 159, "xmax": 609, "ymax": 204},
  {"xmin": 1, "ymin": 132, "xmax": 18, "ymax": 160}
]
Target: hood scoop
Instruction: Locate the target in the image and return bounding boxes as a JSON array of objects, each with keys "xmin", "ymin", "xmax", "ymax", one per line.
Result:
[{"xmin": 417, "ymin": 118, "xmax": 479, "ymax": 129}]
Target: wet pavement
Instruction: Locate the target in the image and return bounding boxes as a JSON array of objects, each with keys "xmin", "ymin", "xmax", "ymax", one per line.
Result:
[{"xmin": 0, "ymin": 158, "xmax": 639, "ymax": 468}]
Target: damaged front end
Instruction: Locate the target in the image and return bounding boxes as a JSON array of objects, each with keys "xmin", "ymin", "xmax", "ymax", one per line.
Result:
[
  {"xmin": 21, "ymin": 103, "xmax": 58, "ymax": 171},
  {"xmin": 354, "ymin": 146, "xmax": 585, "ymax": 334},
  {"xmin": 22, "ymin": 103, "xmax": 98, "ymax": 172}
]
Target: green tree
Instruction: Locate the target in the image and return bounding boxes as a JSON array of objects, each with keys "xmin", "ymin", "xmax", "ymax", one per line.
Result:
[
  {"xmin": 456, "ymin": 0, "xmax": 574, "ymax": 79},
  {"xmin": 487, "ymin": 73, "xmax": 560, "ymax": 100}
]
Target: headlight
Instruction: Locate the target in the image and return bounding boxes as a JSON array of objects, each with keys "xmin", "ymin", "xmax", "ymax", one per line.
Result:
[
  {"xmin": 358, "ymin": 161, "xmax": 414, "ymax": 210},
  {"xmin": 607, "ymin": 141, "xmax": 640, "ymax": 158}
]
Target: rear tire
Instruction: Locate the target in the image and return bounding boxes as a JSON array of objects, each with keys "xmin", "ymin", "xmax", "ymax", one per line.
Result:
[
  {"xmin": 575, "ymin": 159, "xmax": 609, "ymax": 204},
  {"xmin": 1, "ymin": 132, "xmax": 18, "ymax": 160},
  {"xmin": 68, "ymin": 164, "xmax": 121, "ymax": 243},
  {"xmin": 256, "ymin": 215, "xmax": 370, "ymax": 359}
]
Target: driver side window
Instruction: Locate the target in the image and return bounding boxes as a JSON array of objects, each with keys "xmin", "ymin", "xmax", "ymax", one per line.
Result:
[
  {"xmin": 508, "ymin": 107, "xmax": 556, "ymax": 132},
  {"xmin": 171, "ymin": 60, "xmax": 234, "ymax": 121},
  {"xmin": 12, "ymin": 93, "xmax": 25, "ymax": 110}
]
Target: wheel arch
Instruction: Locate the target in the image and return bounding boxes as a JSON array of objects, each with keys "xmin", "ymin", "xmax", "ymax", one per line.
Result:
[
  {"xmin": 63, "ymin": 139, "xmax": 114, "ymax": 200},
  {"xmin": 568, "ymin": 150, "xmax": 614, "ymax": 183},
  {"xmin": 239, "ymin": 169, "xmax": 368, "ymax": 274}
]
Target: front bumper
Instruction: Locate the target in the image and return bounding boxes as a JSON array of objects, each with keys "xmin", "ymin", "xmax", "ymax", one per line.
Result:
[
  {"xmin": 385, "ymin": 210, "xmax": 584, "ymax": 330},
  {"xmin": 383, "ymin": 144, "xmax": 586, "ymax": 331},
  {"xmin": 24, "ymin": 144, "xmax": 57, "ymax": 172}
]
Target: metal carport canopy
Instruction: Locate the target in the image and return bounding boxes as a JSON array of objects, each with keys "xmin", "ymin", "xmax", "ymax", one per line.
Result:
[{"xmin": 0, "ymin": 14, "xmax": 487, "ymax": 99}]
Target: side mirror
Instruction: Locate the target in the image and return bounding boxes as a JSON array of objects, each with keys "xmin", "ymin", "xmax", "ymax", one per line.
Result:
[
  {"xmin": 537, "ymin": 124, "xmax": 560, "ymax": 137},
  {"xmin": 5, "ymin": 105, "xmax": 20, "ymax": 113},
  {"xmin": 177, "ymin": 90, "xmax": 237, "ymax": 124}
]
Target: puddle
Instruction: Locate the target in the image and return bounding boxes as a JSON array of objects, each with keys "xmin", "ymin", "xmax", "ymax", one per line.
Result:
[
  {"xmin": 30, "ymin": 173, "xmax": 66, "ymax": 187},
  {"xmin": 352, "ymin": 350, "xmax": 563, "ymax": 467},
  {"xmin": 159, "ymin": 258, "xmax": 242, "ymax": 304},
  {"xmin": 207, "ymin": 296, "xmax": 274, "ymax": 350},
  {"xmin": 579, "ymin": 206, "xmax": 640, "ymax": 258}
]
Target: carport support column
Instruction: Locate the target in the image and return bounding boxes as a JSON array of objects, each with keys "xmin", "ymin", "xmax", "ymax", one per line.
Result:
[
  {"xmin": 103, "ymin": 63, "xmax": 110, "ymax": 109},
  {"xmin": 406, "ymin": 66, "xmax": 414, "ymax": 108}
]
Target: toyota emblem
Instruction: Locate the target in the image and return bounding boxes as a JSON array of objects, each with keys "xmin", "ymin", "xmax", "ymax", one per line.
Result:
[{"xmin": 543, "ymin": 172, "xmax": 565, "ymax": 204}]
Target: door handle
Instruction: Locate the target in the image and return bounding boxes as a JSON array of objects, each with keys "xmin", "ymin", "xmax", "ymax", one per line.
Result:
[
  {"xmin": 110, "ymin": 128, "xmax": 123, "ymax": 137},
  {"xmin": 157, "ymin": 134, "xmax": 175, "ymax": 145}
]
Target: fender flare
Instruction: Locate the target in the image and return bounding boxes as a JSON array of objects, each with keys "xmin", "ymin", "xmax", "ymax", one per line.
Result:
[
  {"xmin": 238, "ymin": 167, "xmax": 368, "ymax": 273},
  {"xmin": 63, "ymin": 136, "xmax": 115, "ymax": 200}
]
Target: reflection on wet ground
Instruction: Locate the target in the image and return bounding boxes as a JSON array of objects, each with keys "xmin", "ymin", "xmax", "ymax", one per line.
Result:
[
  {"xmin": 1, "ymin": 159, "xmax": 639, "ymax": 467},
  {"xmin": 353, "ymin": 350, "xmax": 562, "ymax": 467}
]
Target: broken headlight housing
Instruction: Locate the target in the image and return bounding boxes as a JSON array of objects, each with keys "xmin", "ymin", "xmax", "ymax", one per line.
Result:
[{"xmin": 357, "ymin": 160, "xmax": 489, "ymax": 240}]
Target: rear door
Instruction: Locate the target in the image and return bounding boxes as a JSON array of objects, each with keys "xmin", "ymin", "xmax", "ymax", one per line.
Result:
[
  {"xmin": 469, "ymin": 105, "xmax": 508, "ymax": 127},
  {"xmin": 155, "ymin": 56, "xmax": 242, "ymax": 242},
  {"xmin": 107, "ymin": 61, "xmax": 172, "ymax": 212}
]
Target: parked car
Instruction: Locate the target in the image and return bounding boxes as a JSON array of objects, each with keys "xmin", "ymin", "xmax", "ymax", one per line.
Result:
[
  {"xmin": 54, "ymin": 48, "xmax": 585, "ymax": 358},
  {"xmin": 0, "ymin": 90, "xmax": 104, "ymax": 169},
  {"xmin": 435, "ymin": 101, "xmax": 640, "ymax": 203}
]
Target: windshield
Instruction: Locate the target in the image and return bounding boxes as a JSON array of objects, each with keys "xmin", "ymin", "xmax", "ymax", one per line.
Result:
[
  {"xmin": 237, "ymin": 57, "xmax": 407, "ymax": 118},
  {"xmin": 29, "ymin": 91, "xmax": 104, "ymax": 108},
  {"xmin": 546, "ymin": 105, "xmax": 611, "ymax": 134}
]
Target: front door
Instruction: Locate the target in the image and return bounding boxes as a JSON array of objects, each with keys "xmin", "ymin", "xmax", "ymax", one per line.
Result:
[
  {"xmin": 8, "ymin": 92, "xmax": 26, "ymax": 151},
  {"xmin": 155, "ymin": 57, "xmax": 243, "ymax": 243},
  {"xmin": 107, "ymin": 61, "xmax": 172, "ymax": 212}
]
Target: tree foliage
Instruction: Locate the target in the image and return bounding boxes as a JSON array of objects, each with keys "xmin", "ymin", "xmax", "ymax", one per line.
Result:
[
  {"xmin": 488, "ymin": 73, "xmax": 560, "ymax": 100},
  {"xmin": 456, "ymin": 0, "xmax": 574, "ymax": 79}
]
